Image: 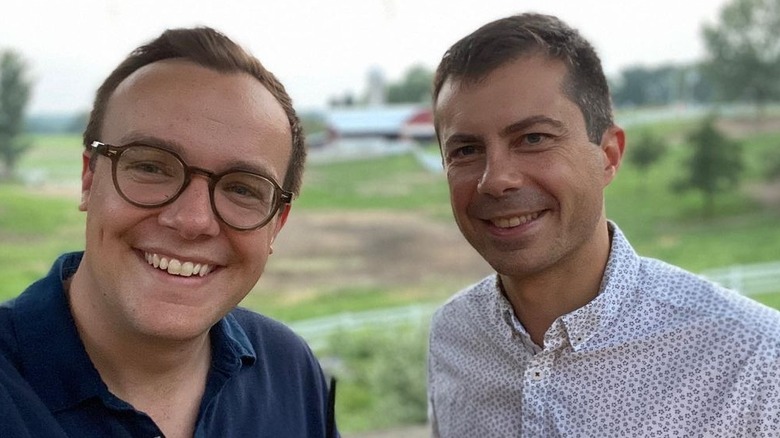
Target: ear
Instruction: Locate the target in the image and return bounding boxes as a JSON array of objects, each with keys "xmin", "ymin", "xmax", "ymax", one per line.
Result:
[
  {"xmin": 270, "ymin": 203, "xmax": 292, "ymax": 243},
  {"xmin": 600, "ymin": 125, "xmax": 625, "ymax": 187},
  {"xmin": 79, "ymin": 151, "xmax": 94, "ymax": 212}
]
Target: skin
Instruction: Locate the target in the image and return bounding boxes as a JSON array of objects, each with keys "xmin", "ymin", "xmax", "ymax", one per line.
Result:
[
  {"xmin": 436, "ymin": 54, "xmax": 625, "ymax": 346},
  {"xmin": 68, "ymin": 59, "xmax": 292, "ymax": 437}
]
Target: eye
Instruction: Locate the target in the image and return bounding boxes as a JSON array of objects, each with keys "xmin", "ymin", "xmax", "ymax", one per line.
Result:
[
  {"xmin": 224, "ymin": 182, "xmax": 262, "ymax": 199},
  {"xmin": 122, "ymin": 160, "xmax": 178, "ymax": 183},
  {"xmin": 446, "ymin": 144, "xmax": 483, "ymax": 162},
  {"xmin": 453, "ymin": 145, "xmax": 477, "ymax": 157},
  {"xmin": 129, "ymin": 161, "xmax": 168, "ymax": 175},
  {"xmin": 524, "ymin": 133, "xmax": 548, "ymax": 145},
  {"xmin": 217, "ymin": 174, "xmax": 275, "ymax": 209}
]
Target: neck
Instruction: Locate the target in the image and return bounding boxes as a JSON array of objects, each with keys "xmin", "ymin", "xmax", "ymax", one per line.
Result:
[
  {"xmin": 501, "ymin": 221, "xmax": 612, "ymax": 346},
  {"xmin": 65, "ymin": 270, "xmax": 211, "ymax": 436}
]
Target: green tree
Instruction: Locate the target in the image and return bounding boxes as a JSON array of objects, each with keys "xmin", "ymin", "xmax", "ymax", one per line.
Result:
[
  {"xmin": 0, "ymin": 50, "xmax": 32, "ymax": 180},
  {"xmin": 627, "ymin": 130, "xmax": 667, "ymax": 192},
  {"xmin": 386, "ymin": 64, "xmax": 434, "ymax": 104},
  {"xmin": 612, "ymin": 64, "xmax": 713, "ymax": 107},
  {"xmin": 673, "ymin": 116, "xmax": 743, "ymax": 216},
  {"xmin": 702, "ymin": 0, "xmax": 780, "ymax": 112}
]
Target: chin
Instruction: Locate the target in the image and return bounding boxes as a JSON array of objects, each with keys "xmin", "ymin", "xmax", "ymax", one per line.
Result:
[{"xmin": 133, "ymin": 306, "xmax": 221, "ymax": 342}]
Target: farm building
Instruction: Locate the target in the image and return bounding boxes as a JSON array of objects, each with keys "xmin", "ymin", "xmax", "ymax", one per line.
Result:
[{"xmin": 322, "ymin": 104, "xmax": 435, "ymax": 145}]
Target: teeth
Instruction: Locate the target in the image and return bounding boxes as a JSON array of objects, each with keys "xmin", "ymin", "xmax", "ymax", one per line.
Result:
[
  {"xmin": 144, "ymin": 252, "xmax": 212, "ymax": 277},
  {"xmin": 181, "ymin": 262, "xmax": 194, "ymax": 277},
  {"xmin": 492, "ymin": 212, "xmax": 541, "ymax": 228}
]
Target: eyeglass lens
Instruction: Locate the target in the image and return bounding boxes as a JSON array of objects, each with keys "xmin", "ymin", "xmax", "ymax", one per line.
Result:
[{"xmin": 114, "ymin": 145, "xmax": 278, "ymax": 229}]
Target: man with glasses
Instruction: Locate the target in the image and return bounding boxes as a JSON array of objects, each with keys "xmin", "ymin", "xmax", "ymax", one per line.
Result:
[{"xmin": 0, "ymin": 27, "xmax": 338, "ymax": 437}]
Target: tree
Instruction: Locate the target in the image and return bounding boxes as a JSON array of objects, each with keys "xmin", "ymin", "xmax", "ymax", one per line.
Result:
[
  {"xmin": 673, "ymin": 116, "xmax": 743, "ymax": 216},
  {"xmin": 0, "ymin": 50, "xmax": 32, "ymax": 180},
  {"xmin": 611, "ymin": 64, "xmax": 713, "ymax": 108},
  {"xmin": 627, "ymin": 130, "xmax": 667, "ymax": 192},
  {"xmin": 386, "ymin": 64, "xmax": 434, "ymax": 104},
  {"xmin": 702, "ymin": 0, "xmax": 780, "ymax": 112}
]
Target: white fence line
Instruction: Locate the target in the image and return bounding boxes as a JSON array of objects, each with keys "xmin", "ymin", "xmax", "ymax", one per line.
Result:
[
  {"xmin": 701, "ymin": 261, "xmax": 780, "ymax": 296},
  {"xmin": 290, "ymin": 303, "xmax": 438, "ymax": 350},
  {"xmin": 290, "ymin": 261, "xmax": 780, "ymax": 349}
]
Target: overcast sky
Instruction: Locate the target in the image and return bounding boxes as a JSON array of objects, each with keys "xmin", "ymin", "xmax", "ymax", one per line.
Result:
[{"xmin": 1, "ymin": 0, "xmax": 730, "ymax": 114}]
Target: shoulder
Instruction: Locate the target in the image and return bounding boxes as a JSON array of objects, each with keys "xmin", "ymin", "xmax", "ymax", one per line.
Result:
[
  {"xmin": 227, "ymin": 307, "xmax": 320, "ymax": 365},
  {"xmin": 0, "ymin": 252, "xmax": 82, "ymax": 366},
  {"xmin": 638, "ymin": 257, "xmax": 780, "ymax": 343},
  {"xmin": 0, "ymin": 299, "xmax": 18, "ymax": 359},
  {"xmin": 431, "ymin": 274, "xmax": 498, "ymax": 332},
  {"xmin": 429, "ymin": 274, "xmax": 507, "ymax": 350},
  {"xmin": 432, "ymin": 275, "xmax": 497, "ymax": 322},
  {"xmin": 0, "ymin": 353, "xmax": 67, "ymax": 437}
]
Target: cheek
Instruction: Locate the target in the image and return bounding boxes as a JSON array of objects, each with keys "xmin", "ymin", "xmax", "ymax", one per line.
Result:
[
  {"xmin": 229, "ymin": 231, "xmax": 274, "ymax": 269},
  {"xmin": 446, "ymin": 176, "xmax": 474, "ymax": 210}
]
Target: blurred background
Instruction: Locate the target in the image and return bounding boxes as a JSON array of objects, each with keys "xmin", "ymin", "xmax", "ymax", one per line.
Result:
[{"xmin": 2, "ymin": 0, "xmax": 780, "ymax": 436}]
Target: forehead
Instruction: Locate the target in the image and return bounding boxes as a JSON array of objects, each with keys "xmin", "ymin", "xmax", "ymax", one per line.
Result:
[
  {"xmin": 435, "ymin": 55, "xmax": 580, "ymax": 135},
  {"xmin": 102, "ymin": 59, "xmax": 292, "ymax": 177}
]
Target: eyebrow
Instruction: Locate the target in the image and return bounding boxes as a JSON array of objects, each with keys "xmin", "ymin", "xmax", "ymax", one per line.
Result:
[
  {"xmin": 442, "ymin": 133, "xmax": 482, "ymax": 150},
  {"xmin": 442, "ymin": 115, "xmax": 565, "ymax": 151},
  {"xmin": 500, "ymin": 115, "xmax": 565, "ymax": 137},
  {"xmin": 116, "ymin": 133, "xmax": 277, "ymax": 177}
]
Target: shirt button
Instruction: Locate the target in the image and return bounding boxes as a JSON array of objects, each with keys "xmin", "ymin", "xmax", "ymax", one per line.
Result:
[{"xmin": 532, "ymin": 370, "xmax": 543, "ymax": 381}]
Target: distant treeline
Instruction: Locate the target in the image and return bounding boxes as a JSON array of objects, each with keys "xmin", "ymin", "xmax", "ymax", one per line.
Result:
[
  {"xmin": 611, "ymin": 63, "xmax": 714, "ymax": 108},
  {"xmin": 25, "ymin": 111, "xmax": 87, "ymax": 134}
]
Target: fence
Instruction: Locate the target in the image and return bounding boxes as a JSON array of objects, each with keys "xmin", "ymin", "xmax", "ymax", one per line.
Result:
[
  {"xmin": 701, "ymin": 261, "xmax": 780, "ymax": 296},
  {"xmin": 290, "ymin": 260, "xmax": 780, "ymax": 349},
  {"xmin": 290, "ymin": 303, "xmax": 438, "ymax": 350}
]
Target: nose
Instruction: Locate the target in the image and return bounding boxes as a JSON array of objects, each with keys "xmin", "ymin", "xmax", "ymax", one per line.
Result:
[
  {"xmin": 157, "ymin": 176, "xmax": 221, "ymax": 239},
  {"xmin": 477, "ymin": 149, "xmax": 524, "ymax": 197}
]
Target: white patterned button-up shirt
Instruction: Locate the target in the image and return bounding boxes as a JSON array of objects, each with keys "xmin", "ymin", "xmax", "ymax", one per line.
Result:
[{"xmin": 428, "ymin": 222, "xmax": 780, "ymax": 437}]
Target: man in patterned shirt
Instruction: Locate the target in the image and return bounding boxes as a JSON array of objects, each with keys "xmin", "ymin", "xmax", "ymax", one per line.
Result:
[{"xmin": 428, "ymin": 13, "xmax": 780, "ymax": 436}]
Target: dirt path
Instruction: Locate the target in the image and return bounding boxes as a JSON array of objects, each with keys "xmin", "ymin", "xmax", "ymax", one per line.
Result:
[{"xmin": 258, "ymin": 210, "xmax": 493, "ymax": 298}]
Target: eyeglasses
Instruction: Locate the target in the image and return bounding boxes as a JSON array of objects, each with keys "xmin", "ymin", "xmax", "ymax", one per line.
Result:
[{"xmin": 90, "ymin": 141, "xmax": 293, "ymax": 231}]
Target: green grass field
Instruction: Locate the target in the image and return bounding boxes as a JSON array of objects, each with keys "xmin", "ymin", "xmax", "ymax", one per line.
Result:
[{"xmin": 2, "ymin": 120, "xmax": 780, "ymax": 305}]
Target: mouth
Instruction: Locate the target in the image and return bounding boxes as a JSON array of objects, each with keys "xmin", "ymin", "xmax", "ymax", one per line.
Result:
[
  {"xmin": 489, "ymin": 211, "xmax": 543, "ymax": 228},
  {"xmin": 143, "ymin": 252, "xmax": 214, "ymax": 278}
]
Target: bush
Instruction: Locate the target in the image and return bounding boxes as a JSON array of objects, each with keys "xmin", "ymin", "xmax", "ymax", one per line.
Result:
[{"xmin": 322, "ymin": 324, "xmax": 429, "ymax": 432}]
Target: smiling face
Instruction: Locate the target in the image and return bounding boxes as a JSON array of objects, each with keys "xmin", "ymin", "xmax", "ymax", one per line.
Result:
[
  {"xmin": 436, "ymin": 54, "xmax": 623, "ymax": 281},
  {"xmin": 71, "ymin": 59, "xmax": 292, "ymax": 342}
]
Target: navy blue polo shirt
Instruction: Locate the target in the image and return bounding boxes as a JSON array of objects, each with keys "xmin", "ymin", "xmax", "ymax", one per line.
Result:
[{"xmin": 0, "ymin": 252, "xmax": 338, "ymax": 437}]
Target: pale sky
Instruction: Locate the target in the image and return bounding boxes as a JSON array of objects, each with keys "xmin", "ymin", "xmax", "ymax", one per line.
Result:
[{"xmin": 1, "ymin": 0, "xmax": 730, "ymax": 114}]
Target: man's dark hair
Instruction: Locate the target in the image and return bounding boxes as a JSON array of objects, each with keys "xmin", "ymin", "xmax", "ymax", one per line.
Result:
[
  {"xmin": 433, "ymin": 13, "xmax": 613, "ymax": 144},
  {"xmin": 83, "ymin": 27, "xmax": 306, "ymax": 195}
]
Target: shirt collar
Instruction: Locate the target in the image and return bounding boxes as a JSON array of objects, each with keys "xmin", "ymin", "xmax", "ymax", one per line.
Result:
[
  {"xmin": 11, "ymin": 251, "xmax": 257, "ymax": 413},
  {"xmin": 559, "ymin": 221, "xmax": 641, "ymax": 351},
  {"xmin": 488, "ymin": 221, "xmax": 642, "ymax": 352},
  {"xmin": 210, "ymin": 311, "xmax": 257, "ymax": 369}
]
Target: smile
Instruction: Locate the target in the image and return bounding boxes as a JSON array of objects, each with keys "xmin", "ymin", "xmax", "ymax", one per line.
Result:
[
  {"xmin": 144, "ymin": 252, "xmax": 213, "ymax": 277},
  {"xmin": 490, "ymin": 211, "xmax": 541, "ymax": 228}
]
